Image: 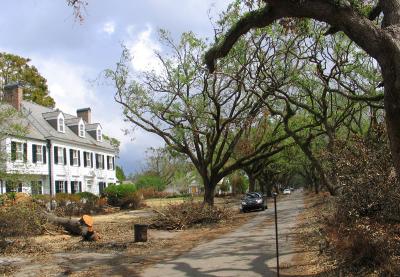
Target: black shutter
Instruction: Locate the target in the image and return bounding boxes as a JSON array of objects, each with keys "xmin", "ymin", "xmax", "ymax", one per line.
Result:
[
  {"xmin": 63, "ymin": 148, "xmax": 67, "ymax": 165},
  {"xmin": 71, "ymin": 182, "xmax": 75, "ymax": 194},
  {"xmin": 43, "ymin": 146, "xmax": 47, "ymax": 164},
  {"xmin": 64, "ymin": 181, "xmax": 68, "ymax": 193},
  {"xmin": 11, "ymin": 142, "xmax": 16, "ymax": 161},
  {"xmin": 54, "ymin": 146, "xmax": 58, "ymax": 164},
  {"xmin": 91, "ymin": 153, "xmax": 93, "ymax": 168},
  {"xmin": 102, "ymin": 155, "xmax": 105, "ymax": 169},
  {"xmin": 55, "ymin": 181, "xmax": 60, "ymax": 193},
  {"xmin": 106, "ymin": 156, "xmax": 110, "ymax": 170},
  {"xmin": 79, "ymin": 181, "xmax": 82, "ymax": 193},
  {"xmin": 23, "ymin": 143, "xmax": 27, "ymax": 162},
  {"xmin": 70, "ymin": 149, "xmax": 73, "ymax": 165},
  {"xmin": 96, "ymin": 154, "xmax": 99, "ymax": 169},
  {"xmin": 78, "ymin": 151, "xmax": 81, "ymax": 166},
  {"xmin": 112, "ymin": 157, "xmax": 115, "ymax": 170},
  {"xmin": 83, "ymin": 152, "xmax": 87, "ymax": 167},
  {"xmin": 32, "ymin": 144, "xmax": 37, "ymax": 163}
]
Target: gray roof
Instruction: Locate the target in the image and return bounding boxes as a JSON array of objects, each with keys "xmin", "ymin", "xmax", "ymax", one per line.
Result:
[
  {"xmin": 65, "ymin": 117, "xmax": 81, "ymax": 126},
  {"xmin": 16, "ymin": 100, "xmax": 115, "ymax": 152}
]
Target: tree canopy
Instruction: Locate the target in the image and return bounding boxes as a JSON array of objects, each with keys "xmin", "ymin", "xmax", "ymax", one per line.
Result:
[
  {"xmin": 0, "ymin": 52, "xmax": 55, "ymax": 108},
  {"xmin": 205, "ymin": 0, "xmax": 400, "ymax": 177}
]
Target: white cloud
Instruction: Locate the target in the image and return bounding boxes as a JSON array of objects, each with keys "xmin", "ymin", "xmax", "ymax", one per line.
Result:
[
  {"xmin": 32, "ymin": 57, "xmax": 97, "ymax": 115},
  {"xmin": 125, "ymin": 25, "xmax": 136, "ymax": 37},
  {"xmin": 30, "ymin": 55, "xmax": 163, "ymax": 160},
  {"xmin": 102, "ymin": 21, "xmax": 116, "ymax": 35},
  {"xmin": 126, "ymin": 25, "xmax": 162, "ymax": 72},
  {"xmin": 31, "ymin": 55, "xmax": 129, "ymax": 143}
]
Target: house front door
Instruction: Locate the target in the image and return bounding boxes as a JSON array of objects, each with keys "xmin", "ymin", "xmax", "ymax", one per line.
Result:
[{"xmin": 98, "ymin": 182, "xmax": 106, "ymax": 195}]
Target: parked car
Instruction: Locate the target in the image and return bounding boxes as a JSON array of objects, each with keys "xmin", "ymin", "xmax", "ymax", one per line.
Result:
[
  {"xmin": 241, "ymin": 192, "xmax": 266, "ymax": 212},
  {"xmin": 283, "ymin": 188, "xmax": 291, "ymax": 195}
]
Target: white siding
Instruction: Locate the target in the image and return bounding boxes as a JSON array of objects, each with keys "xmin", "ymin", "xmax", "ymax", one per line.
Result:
[{"xmin": 1, "ymin": 136, "xmax": 116, "ymax": 195}]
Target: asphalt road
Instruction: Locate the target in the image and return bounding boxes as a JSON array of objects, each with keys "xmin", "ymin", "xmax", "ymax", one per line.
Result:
[{"xmin": 141, "ymin": 190, "xmax": 305, "ymax": 277}]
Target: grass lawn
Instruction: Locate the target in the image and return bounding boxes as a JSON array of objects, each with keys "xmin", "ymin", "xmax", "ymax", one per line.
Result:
[{"xmin": 145, "ymin": 196, "xmax": 203, "ymax": 208}]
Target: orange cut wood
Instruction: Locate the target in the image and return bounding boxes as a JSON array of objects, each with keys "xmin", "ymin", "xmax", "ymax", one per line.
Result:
[{"xmin": 81, "ymin": 215, "xmax": 94, "ymax": 227}]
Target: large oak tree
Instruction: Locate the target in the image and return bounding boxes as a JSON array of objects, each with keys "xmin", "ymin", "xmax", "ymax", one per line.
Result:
[
  {"xmin": 106, "ymin": 32, "xmax": 293, "ymax": 205},
  {"xmin": 205, "ymin": 0, "xmax": 400, "ymax": 176}
]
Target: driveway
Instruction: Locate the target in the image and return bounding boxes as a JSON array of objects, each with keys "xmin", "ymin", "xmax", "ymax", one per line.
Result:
[{"xmin": 141, "ymin": 191, "xmax": 305, "ymax": 277}]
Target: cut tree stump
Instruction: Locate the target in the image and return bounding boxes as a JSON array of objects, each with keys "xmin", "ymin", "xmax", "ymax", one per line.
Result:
[
  {"xmin": 134, "ymin": 224, "xmax": 148, "ymax": 242},
  {"xmin": 45, "ymin": 213, "xmax": 99, "ymax": 241}
]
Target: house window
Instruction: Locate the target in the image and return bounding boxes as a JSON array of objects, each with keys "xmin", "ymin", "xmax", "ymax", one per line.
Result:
[
  {"xmin": 6, "ymin": 182, "xmax": 22, "ymax": 193},
  {"xmin": 72, "ymin": 150, "xmax": 78, "ymax": 166},
  {"xmin": 58, "ymin": 117, "xmax": 65, "ymax": 133},
  {"xmin": 70, "ymin": 181, "xmax": 81, "ymax": 194},
  {"xmin": 86, "ymin": 180, "xmax": 93, "ymax": 192},
  {"xmin": 96, "ymin": 154, "xmax": 104, "ymax": 169},
  {"xmin": 84, "ymin": 152, "xmax": 92, "ymax": 167},
  {"xmin": 31, "ymin": 181, "xmax": 42, "ymax": 195},
  {"xmin": 96, "ymin": 129, "xmax": 102, "ymax": 141},
  {"xmin": 11, "ymin": 142, "xmax": 27, "ymax": 162},
  {"xmin": 54, "ymin": 146, "xmax": 66, "ymax": 165},
  {"xmin": 79, "ymin": 123, "xmax": 85, "ymax": 137},
  {"xmin": 58, "ymin": 147, "xmax": 64, "ymax": 164},
  {"xmin": 98, "ymin": 154, "xmax": 104, "ymax": 169},
  {"xmin": 98, "ymin": 182, "xmax": 107, "ymax": 194},
  {"xmin": 15, "ymin": 142, "xmax": 23, "ymax": 161},
  {"xmin": 36, "ymin": 146, "xmax": 43, "ymax": 163},
  {"xmin": 107, "ymin": 156, "xmax": 114, "ymax": 170},
  {"xmin": 55, "ymin": 181, "xmax": 66, "ymax": 194}
]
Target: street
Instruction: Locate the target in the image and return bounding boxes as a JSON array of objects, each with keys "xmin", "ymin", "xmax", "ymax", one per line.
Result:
[{"xmin": 141, "ymin": 191, "xmax": 305, "ymax": 277}]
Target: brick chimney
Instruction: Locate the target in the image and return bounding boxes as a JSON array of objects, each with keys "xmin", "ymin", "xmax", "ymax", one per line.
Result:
[
  {"xmin": 77, "ymin": 108, "xmax": 91, "ymax": 123},
  {"xmin": 3, "ymin": 83, "xmax": 23, "ymax": 111}
]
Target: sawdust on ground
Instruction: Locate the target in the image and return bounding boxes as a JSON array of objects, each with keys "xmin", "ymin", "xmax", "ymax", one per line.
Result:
[{"xmin": 1, "ymin": 197, "xmax": 255, "ymax": 277}]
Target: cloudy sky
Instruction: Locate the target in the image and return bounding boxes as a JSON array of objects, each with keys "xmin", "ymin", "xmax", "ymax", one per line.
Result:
[{"xmin": 0, "ymin": 0, "xmax": 230, "ymax": 175}]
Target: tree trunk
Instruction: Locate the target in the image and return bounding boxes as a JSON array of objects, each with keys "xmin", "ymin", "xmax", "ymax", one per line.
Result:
[
  {"xmin": 383, "ymin": 59, "xmax": 400, "ymax": 177},
  {"xmin": 248, "ymin": 173, "xmax": 256, "ymax": 192},
  {"xmin": 260, "ymin": 179, "xmax": 265, "ymax": 195},
  {"xmin": 203, "ymin": 182, "xmax": 216, "ymax": 206},
  {"xmin": 314, "ymin": 180, "xmax": 319, "ymax": 194},
  {"xmin": 297, "ymin": 145, "xmax": 335, "ymax": 195},
  {"xmin": 312, "ymin": 168, "xmax": 319, "ymax": 194},
  {"xmin": 45, "ymin": 213, "xmax": 99, "ymax": 241}
]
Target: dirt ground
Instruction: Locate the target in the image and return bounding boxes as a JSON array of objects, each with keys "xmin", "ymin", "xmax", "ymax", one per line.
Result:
[
  {"xmin": 281, "ymin": 192, "xmax": 339, "ymax": 276},
  {"xmin": 0, "ymin": 196, "xmax": 255, "ymax": 277}
]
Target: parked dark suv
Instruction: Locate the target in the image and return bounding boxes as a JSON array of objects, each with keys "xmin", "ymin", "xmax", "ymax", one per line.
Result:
[{"xmin": 241, "ymin": 192, "xmax": 266, "ymax": 212}]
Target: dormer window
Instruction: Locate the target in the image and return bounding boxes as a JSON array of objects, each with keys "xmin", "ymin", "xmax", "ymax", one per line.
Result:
[
  {"xmin": 79, "ymin": 122, "xmax": 85, "ymax": 137},
  {"xmin": 58, "ymin": 115, "xmax": 65, "ymax": 133},
  {"xmin": 97, "ymin": 128, "xmax": 102, "ymax": 142}
]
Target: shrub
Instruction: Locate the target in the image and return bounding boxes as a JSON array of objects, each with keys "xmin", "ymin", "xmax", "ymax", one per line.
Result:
[
  {"xmin": 329, "ymin": 222, "xmax": 395, "ymax": 269},
  {"xmin": 135, "ymin": 175, "xmax": 166, "ymax": 191},
  {"xmin": 322, "ymin": 126, "xmax": 400, "ymax": 274},
  {"xmin": 0, "ymin": 202, "xmax": 46, "ymax": 238},
  {"xmin": 54, "ymin": 193, "xmax": 81, "ymax": 207},
  {"xmin": 76, "ymin": 192, "xmax": 99, "ymax": 203},
  {"xmin": 325, "ymin": 127, "xmax": 400, "ymax": 224},
  {"xmin": 52, "ymin": 193, "xmax": 104, "ymax": 217},
  {"xmin": 103, "ymin": 184, "xmax": 138, "ymax": 207},
  {"xmin": 151, "ymin": 200, "xmax": 233, "ymax": 230},
  {"xmin": 138, "ymin": 187, "xmax": 171, "ymax": 199},
  {"xmin": 120, "ymin": 192, "xmax": 142, "ymax": 210}
]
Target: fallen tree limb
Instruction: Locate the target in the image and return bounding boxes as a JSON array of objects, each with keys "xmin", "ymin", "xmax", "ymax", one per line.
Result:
[{"xmin": 45, "ymin": 213, "xmax": 100, "ymax": 241}]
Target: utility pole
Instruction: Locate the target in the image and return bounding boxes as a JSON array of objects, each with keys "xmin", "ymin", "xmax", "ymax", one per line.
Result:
[{"xmin": 273, "ymin": 192, "xmax": 280, "ymax": 277}]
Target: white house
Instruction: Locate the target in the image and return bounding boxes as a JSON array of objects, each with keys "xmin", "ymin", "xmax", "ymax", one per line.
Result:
[{"xmin": 0, "ymin": 83, "xmax": 117, "ymax": 196}]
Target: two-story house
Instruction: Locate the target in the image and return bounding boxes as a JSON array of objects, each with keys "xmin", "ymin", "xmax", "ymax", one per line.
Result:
[{"xmin": 0, "ymin": 83, "xmax": 117, "ymax": 196}]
